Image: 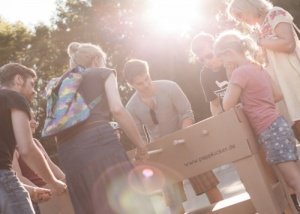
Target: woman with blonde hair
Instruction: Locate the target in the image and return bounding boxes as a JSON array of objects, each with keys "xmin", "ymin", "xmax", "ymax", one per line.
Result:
[
  {"xmin": 54, "ymin": 42, "xmax": 153, "ymax": 214},
  {"xmin": 227, "ymin": 0, "xmax": 300, "ymax": 142},
  {"xmin": 214, "ymin": 29, "xmax": 300, "ymax": 206}
]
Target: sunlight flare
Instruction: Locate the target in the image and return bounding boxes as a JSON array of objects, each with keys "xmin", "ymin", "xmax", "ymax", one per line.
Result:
[{"xmin": 144, "ymin": 0, "xmax": 202, "ymax": 35}]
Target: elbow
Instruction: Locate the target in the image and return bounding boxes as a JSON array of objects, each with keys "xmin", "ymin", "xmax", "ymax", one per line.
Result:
[
  {"xmin": 17, "ymin": 145, "xmax": 32, "ymax": 158},
  {"xmin": 284, "ymin": 41, "xmax": 296, "ymax": 53}
]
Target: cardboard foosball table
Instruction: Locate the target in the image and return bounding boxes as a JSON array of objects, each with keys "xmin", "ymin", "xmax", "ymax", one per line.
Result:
[{"xmin": 128, "ymin": 108, "xmax": 298, "ymax": 214}]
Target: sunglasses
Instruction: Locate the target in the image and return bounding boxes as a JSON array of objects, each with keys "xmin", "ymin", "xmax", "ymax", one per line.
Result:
[
  {"xmin": 149, "ymin": 108, "xmax": 158, "ymax": 125},
  {"xmin": 199, "ymin": 53, "xmax": 214, "ymax": 62}
]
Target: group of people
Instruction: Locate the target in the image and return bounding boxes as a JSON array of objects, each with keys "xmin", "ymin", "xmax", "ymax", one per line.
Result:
[{"xmin": 1, "ymin": 0, "xmax": 300, "ymax": 213}]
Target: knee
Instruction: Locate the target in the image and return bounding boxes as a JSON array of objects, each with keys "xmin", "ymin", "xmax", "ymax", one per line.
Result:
[{"xmin": 286, "ymin": 177, "xmax": 300, "ymax": 191}]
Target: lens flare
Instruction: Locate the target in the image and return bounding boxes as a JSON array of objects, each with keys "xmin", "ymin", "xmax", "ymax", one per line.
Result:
[
  {"xmin": 129, "ymin": 164, "xmax": 166, "ymax": 194},
  {"xmin": 142, "ymin": 168, "xmax": 154, "ymax": 178},
  {"xmin": 144, "ymin": 0, "xmax": 202, "ymax": 35},
  {"xmin": 92, "ymin": 161, "xmax": 184, "ymax": 213},
  {"xmin": 92, "ymin": 161, "xmax": 154, "ymax": 213}
]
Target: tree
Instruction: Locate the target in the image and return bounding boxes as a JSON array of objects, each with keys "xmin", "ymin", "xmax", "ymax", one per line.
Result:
[
  {"xmin": 0, "ymin": 19, "xmax": 32, "ymax": 64},
  {"xmin": 1, "ymin": 0, "xmax": 299, "ymax": 154}
]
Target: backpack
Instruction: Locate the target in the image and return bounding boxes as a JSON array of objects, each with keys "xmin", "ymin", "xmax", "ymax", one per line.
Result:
[{"xmin": 42, "ymin": 66, "xmax": 101, "ymax": 137}]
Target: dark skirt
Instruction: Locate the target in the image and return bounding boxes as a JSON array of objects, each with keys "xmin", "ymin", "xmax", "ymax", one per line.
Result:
[{"xmin": 57, "ymin": 123, "xmax": 154, "ymax": 214}]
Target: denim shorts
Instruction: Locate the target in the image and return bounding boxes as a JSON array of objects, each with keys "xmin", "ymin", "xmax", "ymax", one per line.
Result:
[
  {"xmin": 0, "ymin": 170, "xmax": 34, "ymax": 214},
  {"xmin": 258, "ymin": 116, "xmax": 298, "ymax": 164}
]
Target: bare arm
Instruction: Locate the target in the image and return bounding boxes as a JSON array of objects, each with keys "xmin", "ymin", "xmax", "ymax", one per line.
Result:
[
  {"xmin": 12, "ymin": 109, "xmax": 66, "ymax": 194},
  {"xmin": 35, "ymin": 140, "xmax": 65, "ymax": 181},
  {"xmin": 12, "ymin": 150, "xmax": 51, "ymax": 203},
  {"xmin": 23, "ymin": 184, "xmax": 51, "ymax": 203},
  {"xmin": 223, "ymin": 84, "xmax": 242, "ymax": 111},
  {"xmin": 260, "ymin": 22, "xmax": 296, "ymax": 53},
  {"xmin": 105, "ymin": 74, "xmax": 146, "ymax": 150},
  {"xmin": 12, "ymin": 151, "xmax": 37, "ymax": 187}
]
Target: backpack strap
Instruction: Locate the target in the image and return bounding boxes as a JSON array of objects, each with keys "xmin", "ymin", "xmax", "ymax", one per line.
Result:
[
  {"xmin": 293, "ymin": 23, "xmax": 300, "ymax": 39},
  {"xmin": 53, "ymin": 66, "xmax": 85, "ymax": 95},
  {"xmin": 88, "ymin": 95, "xmax": 102, "ymax": 109},
  {"xmin": 294, "ymin": 23, "xmax": 300, "ymax": 33}
]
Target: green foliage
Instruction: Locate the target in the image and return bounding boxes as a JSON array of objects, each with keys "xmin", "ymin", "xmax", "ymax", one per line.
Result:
[
  {"xmin": 0, "ymin": 19, "xmax": 32, "ymax": 63},
  {"xmin": 1, "ymin": 0, "xmax": 299, "ymax": 155}
]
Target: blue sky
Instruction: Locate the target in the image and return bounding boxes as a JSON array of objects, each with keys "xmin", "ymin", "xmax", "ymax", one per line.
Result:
[{"xmin": 0, "ymin": 0, "xmax": 57, "ymax": 26}]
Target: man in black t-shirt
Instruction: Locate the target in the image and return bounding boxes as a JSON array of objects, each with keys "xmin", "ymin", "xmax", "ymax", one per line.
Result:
[
  {"xmin": 191, "ymin": 33, "xmax": 229, "ymax": 116},
  {"xmin": 0, "ymin": 63, "xmax": 67, "ymax": 214}
]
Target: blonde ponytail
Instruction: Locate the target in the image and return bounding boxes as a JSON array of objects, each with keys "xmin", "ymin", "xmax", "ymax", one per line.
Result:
[
  {"xmin": 214, "ymin": 30, "xmax": 263, "ymax": 64},
  {"xmin": 67, "ymin": 42, "xmax": 107, "ymax": 69},
  {"xmin": 228, "ymin": 0, "xmax": 273, "ymax": 23}
]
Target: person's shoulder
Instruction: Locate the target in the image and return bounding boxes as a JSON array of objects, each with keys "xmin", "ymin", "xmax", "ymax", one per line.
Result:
[
  {"xmin": 0, "ymin": 89, "xmax": 30, "ymax": 117},
  {"xmin": 233, "ymin": 63, "xmax": 260, "ymax": 76},
  {"xmin": 154, "ymin": 79, "xmax": 175, "ymax": 84},
  {"xmin": 0, "ymin": 89, "xmax": 27, "ymax": 102},
  {"xmin": 154, "ymin": 80, "xmax": 178, "ymax": 88},
  {"xmin": 268, "ymin": 6, "xmax": 288, "ymax": 16},
  {"xmin": 155, "ymin": 80, "xmax": 181, "ymax": 93},
  {"xmin": 84, "ymin": 67, "xmax": 116, "ymax": 78},
  {"xmin": 267, "ymin": 7, "xmax": 292, "ymax": 22}
]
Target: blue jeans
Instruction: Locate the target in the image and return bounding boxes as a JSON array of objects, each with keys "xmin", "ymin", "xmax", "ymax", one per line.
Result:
[{"xmin": 0, "ymin": 170, "xmax": 35, "ymax": 214}]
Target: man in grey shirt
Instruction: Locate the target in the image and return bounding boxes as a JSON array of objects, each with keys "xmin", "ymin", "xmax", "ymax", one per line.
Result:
[{"xmin": 124, "ymin": 59, "xmax": 223, "ymax": 214}]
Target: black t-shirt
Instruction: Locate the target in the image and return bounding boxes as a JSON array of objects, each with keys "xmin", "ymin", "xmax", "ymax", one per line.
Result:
[
  {"xmin": 200, "ymin": 67, "xmax": 228, "ymax": 102},
  {"xmin": 79, "ymin": 67, "xmax": 115, "ymax": 123},
  {"xmin": 55, "ymin": 67, "xmax": 116, "ymax": 140},
  {"xmin": 0, "ymin": 89, "xmax": 31, "ymax": 170}
]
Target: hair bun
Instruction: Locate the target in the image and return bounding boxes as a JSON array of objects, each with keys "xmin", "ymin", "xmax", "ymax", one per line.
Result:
[{"xmin": 67, "ymin": 42, "xmax": 81, "ymax": 57}]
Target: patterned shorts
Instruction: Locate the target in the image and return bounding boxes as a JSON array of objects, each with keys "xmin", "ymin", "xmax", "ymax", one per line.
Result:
[{"xmin": 258, "ymin": 116, "xmax": 298, "ymax": 164}]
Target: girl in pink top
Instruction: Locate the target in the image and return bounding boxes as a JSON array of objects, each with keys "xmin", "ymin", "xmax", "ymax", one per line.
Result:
[
  {"xmin": 227, "ymin": 0, "xmax": 300, "ymax": 144},
  {"xmin": 214, "ymin": 30, "xmax": 300, "ymax": 201}
]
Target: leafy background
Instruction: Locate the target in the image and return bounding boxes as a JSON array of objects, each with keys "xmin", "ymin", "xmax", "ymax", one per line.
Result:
[{"xmin": 1, "ymin": 0, "xmax": 299, "ymax": 159}]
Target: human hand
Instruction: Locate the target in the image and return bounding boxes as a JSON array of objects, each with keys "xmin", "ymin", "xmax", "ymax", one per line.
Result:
[
  {"xmin": 30, "ymin": 187, "xmax": 52, "ymax": 203},
  {"xmin": 49, "ymin": 179, "xmax": 67, "ymax": 196},
  {"xmin": 135, "ymin": 145, "xmax": 149, "ymax": 161}
]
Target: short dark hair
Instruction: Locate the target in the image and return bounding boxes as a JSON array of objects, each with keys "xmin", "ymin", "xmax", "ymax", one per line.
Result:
[
  {"xmin": 0, "ymin": 63, "xmax": 36, "ymax": 86},
  {"xmin": 191, "ymin": 32, "xmax": 214, "ymax": 56},
  {"xmin": 123, "ymin": 59, "xmax": 149, "ymax": 83}
]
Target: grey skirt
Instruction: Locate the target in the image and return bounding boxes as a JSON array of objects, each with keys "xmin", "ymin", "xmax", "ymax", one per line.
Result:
[{"xmin": 57, "ymin": 123, "xmax": 154, "ymax": 214}]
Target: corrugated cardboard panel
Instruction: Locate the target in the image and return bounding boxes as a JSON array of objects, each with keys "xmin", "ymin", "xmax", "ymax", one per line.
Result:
[{"xmin": 128, "ymin": 109, "xmax": 253, "ymax": 180}]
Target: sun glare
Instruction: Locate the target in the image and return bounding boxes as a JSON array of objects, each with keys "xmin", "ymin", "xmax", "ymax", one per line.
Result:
[{"xmin": 144, "ymin": 0, "xmax": 202, "ymax": 35}]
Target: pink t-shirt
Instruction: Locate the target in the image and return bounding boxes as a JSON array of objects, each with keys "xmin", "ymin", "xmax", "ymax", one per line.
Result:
[{"xmin": 230, "ymin": 63, "xmax": 280, "ymax": 135}]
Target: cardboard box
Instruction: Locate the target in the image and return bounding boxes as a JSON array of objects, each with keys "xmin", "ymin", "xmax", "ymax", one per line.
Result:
[{"xmin": 128, "ymin": 108, "xmax": 291, "ymax": 214}]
